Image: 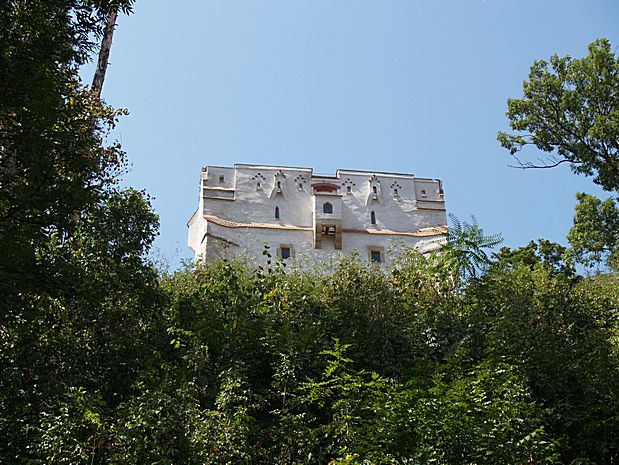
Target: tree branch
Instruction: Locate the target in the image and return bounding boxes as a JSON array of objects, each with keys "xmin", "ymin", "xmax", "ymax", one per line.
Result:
[{"xmin": 508, "ymin": 157, "xmax": 573, "ymax": 170}]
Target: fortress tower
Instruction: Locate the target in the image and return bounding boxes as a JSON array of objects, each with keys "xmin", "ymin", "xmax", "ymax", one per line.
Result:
[{"xmin": 188, "ymin": 164, "xmax": 447, "ymax": 265}]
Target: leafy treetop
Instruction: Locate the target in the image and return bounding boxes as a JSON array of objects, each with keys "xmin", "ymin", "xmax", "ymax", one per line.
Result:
[
  {"xmin": 498, "ymin": 38, "xmax": 619, "ymax": 191},
  {"xmin": 567, "ymin": 192, "xmax": 619, "ymax": 271}
]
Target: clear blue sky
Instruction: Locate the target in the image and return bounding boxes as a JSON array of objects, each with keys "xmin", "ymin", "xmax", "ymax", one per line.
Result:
[{"xmin": 95, "ymin": 0, "xmax": 619, "ymax": 267}]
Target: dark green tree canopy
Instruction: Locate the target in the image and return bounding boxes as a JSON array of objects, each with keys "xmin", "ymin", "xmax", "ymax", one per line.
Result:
[
  {"xmin": 492, "ymin": 239, "xmax": 575, "ymax": 277},
  {"xmin": 498, "ymin": 39, "xmax": 619, "ymax": 191},
  {"xmin": 567, "ymin": 192, "xmax": 619, "ymax": 271},
  {"xmin": 0, "ymin": 0, "xmax": 134, "ymax": 297}
]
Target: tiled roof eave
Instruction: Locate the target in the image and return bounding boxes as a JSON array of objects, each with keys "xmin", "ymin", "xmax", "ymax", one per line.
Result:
[
  {"xmin": 342, "ymin": 226, "xmax": 447, "ymax": 237},
  {"xmin": 204, "ymin": 214, "xmax": 447, "ymax": 237},
  {"xmin": 205, "ymin": 215, "xmax": 313, "ymax": 231}
]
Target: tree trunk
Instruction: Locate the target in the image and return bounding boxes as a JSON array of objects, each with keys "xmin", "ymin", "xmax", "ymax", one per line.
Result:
[{"xmin": 92, "ymin": 9, "xmax": 118, "ymax": 100}]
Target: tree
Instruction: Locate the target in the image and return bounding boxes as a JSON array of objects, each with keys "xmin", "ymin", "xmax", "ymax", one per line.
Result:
[
  {"xmin": 446, "ymin": 214, "xmax": 503, "ymax": 281},
  {"xmin": 0, "ymin": 3, "xmax": 162, "ymax": 462},
  {"xmin": 491, "ymin": 239, "xmax": 576, "ymax": 277},
  {"xmin": 92, "ymin": 1, "xmax": 135, "ymax": 99},
  {"xmin": 0, "ymin": 1, "xmax": 134, "ymax": 301},
  {"xmin": 567, "ymin": 192, "xmax": 619, "ymax": 271},
  {"xmin": 498, "ymin": 39, "xmax": 619, "ymax": 191},
  {"xmin": 468, "ymin": 262, "xmax": 619, "ymax": 463}
]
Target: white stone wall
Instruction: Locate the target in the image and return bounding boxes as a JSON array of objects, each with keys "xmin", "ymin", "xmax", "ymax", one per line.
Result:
[
  {"xmin": 197, "ymin": 220, "xmax": 442, "ymax": 266},
  {"xmin": 187, "ymin": 164, "xmax": 447, "ymax": 266},
  {"xmin": 200, "ymin": 165, "xmax": 314, "ymax": 227},
  {"xmin": 314, "ymin": 193, "xmax": 343, "ymax": 221}
]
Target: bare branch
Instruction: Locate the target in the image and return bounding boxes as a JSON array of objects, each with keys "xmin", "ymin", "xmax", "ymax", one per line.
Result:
[{"xmin": 508, "ymin": 156, "xmax": 573, "ymax": 170}]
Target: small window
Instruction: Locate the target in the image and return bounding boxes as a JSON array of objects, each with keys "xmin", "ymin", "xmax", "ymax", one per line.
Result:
[
  {"xmin": 219, "ymin": 175, "xmax": 225, "ymax": 183},
  {"xmin": 370, "ymin": 211, "xmax": 376, "ymax": 225},
  {"xmin": 256, "ymin": 182, "xmax": 261, "ymax": 189},
  {"xmin": 277, "ymin": 181, "xmax": 282, "ymax": 189},
  {"xmin": 298, "ymin": 183, "xmax": 303, "ymax": 190},
  {"xmin": 323, "ymin": 202, "xmax": 333, "ymax": 214},
  {"xmin": 347, "ymin": 185, "xmax": 352, "ymax": 193},
  {"xmin": 393, "ymin": 188, "xmax": 398, "ymax": 197},
  {"xmin": 281, "ymin": 247, "xmax": 291, "ymax": 259},
  {"xmin": 275, "ymin": 206, "xmax": 280, "ymax": 219},
  {"xmin": 370, "ymin": 250, "xmax": 381, "ymax": 263},
  {"xmin": 421, "ymin": 189, "xmax": 427, "ymax": 197},
  {"xmin": 372, "ymin": 186, "xmax": 377, "ymax": 194}
]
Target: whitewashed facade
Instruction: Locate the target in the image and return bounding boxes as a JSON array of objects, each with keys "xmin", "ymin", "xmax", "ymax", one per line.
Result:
[{"xmin": 187, "ymin": 164, "xmax": 447, "ymax": 265}]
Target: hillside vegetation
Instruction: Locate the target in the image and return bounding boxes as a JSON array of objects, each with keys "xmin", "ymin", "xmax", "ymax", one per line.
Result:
[{"xmin": 2, "ymin": 242, "xmax": 619, "ymax": 463}]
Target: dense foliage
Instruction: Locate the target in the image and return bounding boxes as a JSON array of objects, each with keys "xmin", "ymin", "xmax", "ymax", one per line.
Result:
[
  {"xmin": 0, "ymin": 0, "xmax": 135, "ymax": 300},
  {"xmin": 497, "ymin": 38, "xmax": 619, "ymax": 192},
  {"xmin": 2, "ymin": 244, "xmax": 618, "ymax": 463},
  {"xmin": 498, "ymin": 39, "xmax": 619, "ymax": 273},
  {"xmin": 1, "ymin": 3, "xmax": 618, "ymax": 464},
  {"xmin": 568, "ymin": 193, "xmax": 619, "ymax": 271}
]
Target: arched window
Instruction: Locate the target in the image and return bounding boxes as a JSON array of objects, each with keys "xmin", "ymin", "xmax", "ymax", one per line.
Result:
[
  {"xmin": 372, "ymin": 186, "xmax": 377, "ymax": 194},
  {"xmin": 371, "ymin": 211, "xmax": 376, "ymax": 225},
  {"xmin": 275, "ymin": 206, "xmax": 280, "ymax": 219},
  {"xmin": 323, "ymin": 202, "xmax": 333, "ymax": 214}
]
